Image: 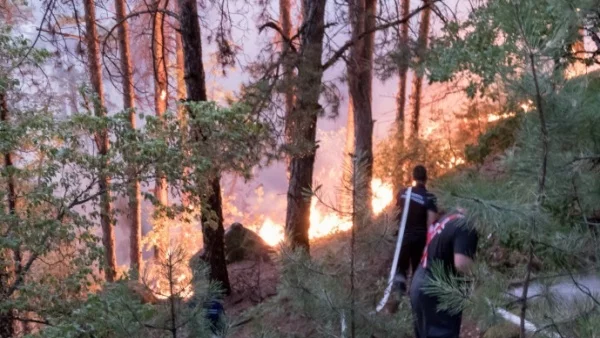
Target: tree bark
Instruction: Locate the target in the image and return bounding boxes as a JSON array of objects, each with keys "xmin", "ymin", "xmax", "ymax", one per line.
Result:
[
  {"xmin": 114, "ymin": 0, "xmax": 142, "ymax": 278},
  {"xmin": 152, "ymin": 0, "xmax": 169, "ymax": 260},
  {"xmin": 284, "ymin": 0, "xmax": 327, "ymax": 252},
  {"xmin": 0, "ymin": 91, "xmax": 15, "ymax": 338},
  {"xmin": 396, "ymin": 0, "xmax": 410, "ymax": 136},
  {"xmin": 407, "ymin": 0, "xmax": 431, "ymax": 142},
  {"xmin": 83, "ymin": 0, "xmax": 117, "ymax": 282},
  {"xmin": 177, "ymin": 0, "xmax": 231, "ymax": 293},
  {"xmin": 280, "ymin": 0, "xmax": 295, "ymax": 144},
  {"xmin": 348, "ymin": 0, "xmax": 376, "ymax": 224},
  {"xmin": 173, "ymin": 1, "xmax": 190, "ymax": 208}
]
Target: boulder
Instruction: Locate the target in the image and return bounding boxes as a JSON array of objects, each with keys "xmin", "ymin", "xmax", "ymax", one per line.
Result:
[{"xmin": 224, "ymin": 222, "xmax": 274, "ymax": 263}]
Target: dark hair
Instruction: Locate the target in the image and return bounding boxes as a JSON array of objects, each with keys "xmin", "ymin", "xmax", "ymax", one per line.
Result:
[{"xmin": 412, "ymin": 165, "xmax": 428, "ymax": 182}]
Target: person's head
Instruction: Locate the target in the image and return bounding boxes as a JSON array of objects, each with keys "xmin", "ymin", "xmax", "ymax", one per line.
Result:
[{"xmin": 412, "ymin": 165, "xmax": 428, "ymax": 184}]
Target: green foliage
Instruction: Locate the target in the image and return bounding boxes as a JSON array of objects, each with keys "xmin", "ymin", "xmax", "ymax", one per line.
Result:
[
  {"xmin": 41, "ymin": 250, "xmax": 225, "ymax": 337},
  {"xmin": 423, "ymin": 0, "xmax": 600, "ymax": 335},
  {"xmin": 1, "ymin": 15, "xmax": 274, "ymax": 334},
  {"xmin": 465, "ymin": 114, "xmax": 521, "ymax": 165}
]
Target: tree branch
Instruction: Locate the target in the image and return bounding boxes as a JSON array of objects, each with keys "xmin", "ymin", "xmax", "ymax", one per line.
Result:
[
  {"xmin": 322, "ymin": 1, "xmax": 439, "ymax": 70},
  {"xmin": 258, "ymin": 22, "xmax": 298, "ymax": 53}
]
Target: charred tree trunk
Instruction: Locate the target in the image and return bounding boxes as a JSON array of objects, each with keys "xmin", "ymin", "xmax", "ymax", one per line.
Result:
[
  {"xmin": 348, "ymin": 0, "xmax": 376, "ymax": 223},
  {"xmin": 114, "ymin": 0, "xmax": 142, "ymax": 278},
  {"xmin": 177, "ymin": 0, "xmax": 230, "ymax": 293},
  {"xmin": 152, "ymin": 0, "xmax": 169, "ymax": 260},
  {"xmin": 396, "ymin": 0, "xmax": 410, "ymax": 136},
  {"xmin": 284, "ymin": 0, "xmax": 327, "ymax": 252},
  {"xmin": 84, "ymin": 0, "xmax": 117, "ymax": 282},
  {"xmin": 280, "ymin": 0, "xmax": 295, "ymax": 144},
  {"xmin": 0, "ymin": 91, "xmax": 15, "ymax": 338},
  {"xmin": 407, "ymin": 0, "xmax": 431, "ymax": 142}
]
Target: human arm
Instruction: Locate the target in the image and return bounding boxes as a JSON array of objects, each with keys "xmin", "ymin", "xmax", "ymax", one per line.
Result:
[
  {"xmin": 454, "ymin": 253, "xmax": 475, "ymax": 275},
  {"xmin": 453, "ymin": 224, "xmax": 478, "ymax": 275},
  {"xmin": 427, "ymin": 210, "xmax": 438, "ymax": 227},
  {"xmin": 394, "ymin": 188, "xmax": 407, "ymax": 224},
  {"xmin": 426, "ymin": 192, "xmax": 439, "ymax": 226}
]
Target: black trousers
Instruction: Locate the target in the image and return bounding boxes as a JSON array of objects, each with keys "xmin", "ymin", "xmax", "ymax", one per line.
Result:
[
  {"xmin": 410, "ymin": 267, "xmax": 462, "ymax": 338},
  {"xmin": 397, "ymin": 232, "xmax": 427, "ymax": 277}
]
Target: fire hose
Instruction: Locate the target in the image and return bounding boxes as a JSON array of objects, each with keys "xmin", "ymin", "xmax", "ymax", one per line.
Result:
[{"xmin": 375, "ymin": 187, "xmax": 413, "ymax": 313}]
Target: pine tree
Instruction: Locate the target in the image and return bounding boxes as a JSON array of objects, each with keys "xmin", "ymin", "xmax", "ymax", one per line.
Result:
[
  {"xmin": 280, "ymin": 0, "xmax": 295, "ymax": 145},
  {"xmin": 83, "ymin": 0, "xmax": 118, "ymax": 282},
  {"xmin": 424, "ymin": 1, "xmax": 600, "ymax": 337},
  {"xmin": 152, "ymin": 0, "xmax": 170, "ymax": 260},
  {"xmin": 407, "ymin": 0, "xmax": 431, "ymax": 143},
  {"xmin": 348, "ymin": 0, "xmax": 377, "ymax": 225},
  {"xmin": 396, "ymin": 0, "xmax": 410, "ymax": 134},
  {"xmin": 176, "ymin": 0, "xmax": 231, "ymax": 293},
  {"xmin": 114, "ymin": 0, "xmax": 143, "ymax": 279},
  {"xmin": 284, "ymin": 0, "xmax": 328, "ymax": 252}
]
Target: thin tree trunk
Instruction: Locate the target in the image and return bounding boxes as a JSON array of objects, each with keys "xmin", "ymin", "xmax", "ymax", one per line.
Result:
[
  {"xmin": 177, "ymin": 0, "xmax": 231, "ymax": 293},
  {"xmin": 114, "ymin": 0, "xmax": 142, "ymax": 278},
  {"xmin": 407, "ymin": 0, "xmax": 431, "ymax": 142},
  {"xmin": 280, "ymin": 0, "xmax": 294, "ymax": 144},
  {"xmin": 152, "ymin": 0, "xmax": 169, "ymax": 260},
  {"xmin": 396, "ymin": 0, "xmax": 410, "ymax": 135},
  {"xmin": 83, "ymin": 0, "xmax": 117, "ymax": 282},
  {"xmin": 341, "ymin": 103, "xmax": 354, "ymax": 211},
  {"xmin": 348, "ymin": 0, "xmax": 376, "ymax": 224},
  {"xmin": 284, "ymin": 0, "xmax": 327, "ymax": 252},
  {"xmin": 519, "ymin": 53, "xmax": 549, "ymax": 338},
  {"xmin": 0, "ymin": 91, "xmax": 15, "ymax": 338}
]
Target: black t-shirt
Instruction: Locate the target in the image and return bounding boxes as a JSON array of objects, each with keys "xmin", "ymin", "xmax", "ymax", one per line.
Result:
[
  {"xmin": 396, "ymin": 183, "xmax": 438, "ymax": 238},
  {"xmin": 421, "ymin": 214, "xmax": 478, "ymax": 276}
]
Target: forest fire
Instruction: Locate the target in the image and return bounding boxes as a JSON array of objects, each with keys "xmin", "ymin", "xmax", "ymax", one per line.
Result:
[
  {"xmin": 257, "ymin": 178, "xmax": 393, "ymax": 246},
  {"xmin": 486, "ymin": 112, "xmax": 516, "ymax": 122}
]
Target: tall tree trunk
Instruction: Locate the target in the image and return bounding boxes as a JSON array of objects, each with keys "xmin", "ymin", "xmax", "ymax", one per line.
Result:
[
  {"xmin": 173, "ymin": 0, "xmax": 190, "ymax": 208},
  {"xmin": 0, "ymin": 91, "xmax": 15, "ymax": 338},
  {"xmin": 114, "ymin": 0, "xmax": 142, "ymax": 278},
  {"xmin": 348, "ymin": 0, "xmax": 376, "ymax": 224},
  {"xmin": 152, "ymin": 0, "xmax": 169, "ymax": 260},
  {"xmin": 177, "ymin": 0, "xmax": 231, "ymax": 293},
  {"xmin": 407, "ymin": 0, "xmax": 431, "ymax": 142},
  {"xmin": 284, "ymin": 0, "xmax": 327, "ymax": 252},
  {"xmin": 83, "ymin": 0, "xmax": 117, "ymax": 282},
  {"xmin": 280, "ymin": 0, "xmax": 294, "ymax": 144},
  {"xmin": 396, "ymin": 0, "xmax": 410, "ymax": 136}
]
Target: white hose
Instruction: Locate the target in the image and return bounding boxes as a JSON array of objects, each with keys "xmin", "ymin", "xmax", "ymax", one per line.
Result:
[
  {"xmin": 375, "ymin": 187, "xmax": 413, "ymax": 313},
  {"xmin": 488, "ymin": 300, "xmax": 562, "ymax": 338}
]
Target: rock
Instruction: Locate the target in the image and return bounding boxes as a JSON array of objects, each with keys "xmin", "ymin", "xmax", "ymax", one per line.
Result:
[
  {"xmin": 101, "ymin": 280, "xmax": 159, "ymax": 305},
  {"xmin": 224, "ymin": 222, "xmax": 274, "ymax": 263},
  {"xmin": 483, "ymin": 322, "xmax": 520, "ymax": 338}
]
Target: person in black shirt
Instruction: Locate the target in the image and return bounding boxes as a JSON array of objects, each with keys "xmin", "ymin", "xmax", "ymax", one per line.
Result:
[
  {"xmin": 409, "ymin": 210, "xmax": 479, "ymax": 338},
  {"xmin": 394, "ymin": 165, "xmax": 438, "ymax": 293}
]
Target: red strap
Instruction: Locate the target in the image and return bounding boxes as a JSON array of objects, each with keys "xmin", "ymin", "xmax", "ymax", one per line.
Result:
[{"xmin": 421, "ymin": 213, "xmax": 464, "ymax": 268}]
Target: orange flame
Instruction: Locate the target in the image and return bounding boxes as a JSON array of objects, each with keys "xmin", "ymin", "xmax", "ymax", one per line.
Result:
[
  {"xmin": 256, "ymin": 178, "xmax": 394, "ymax": 246},
  {"xmin": 487, "ymin": 112, "xmax": 516, "ymax": 122}
]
